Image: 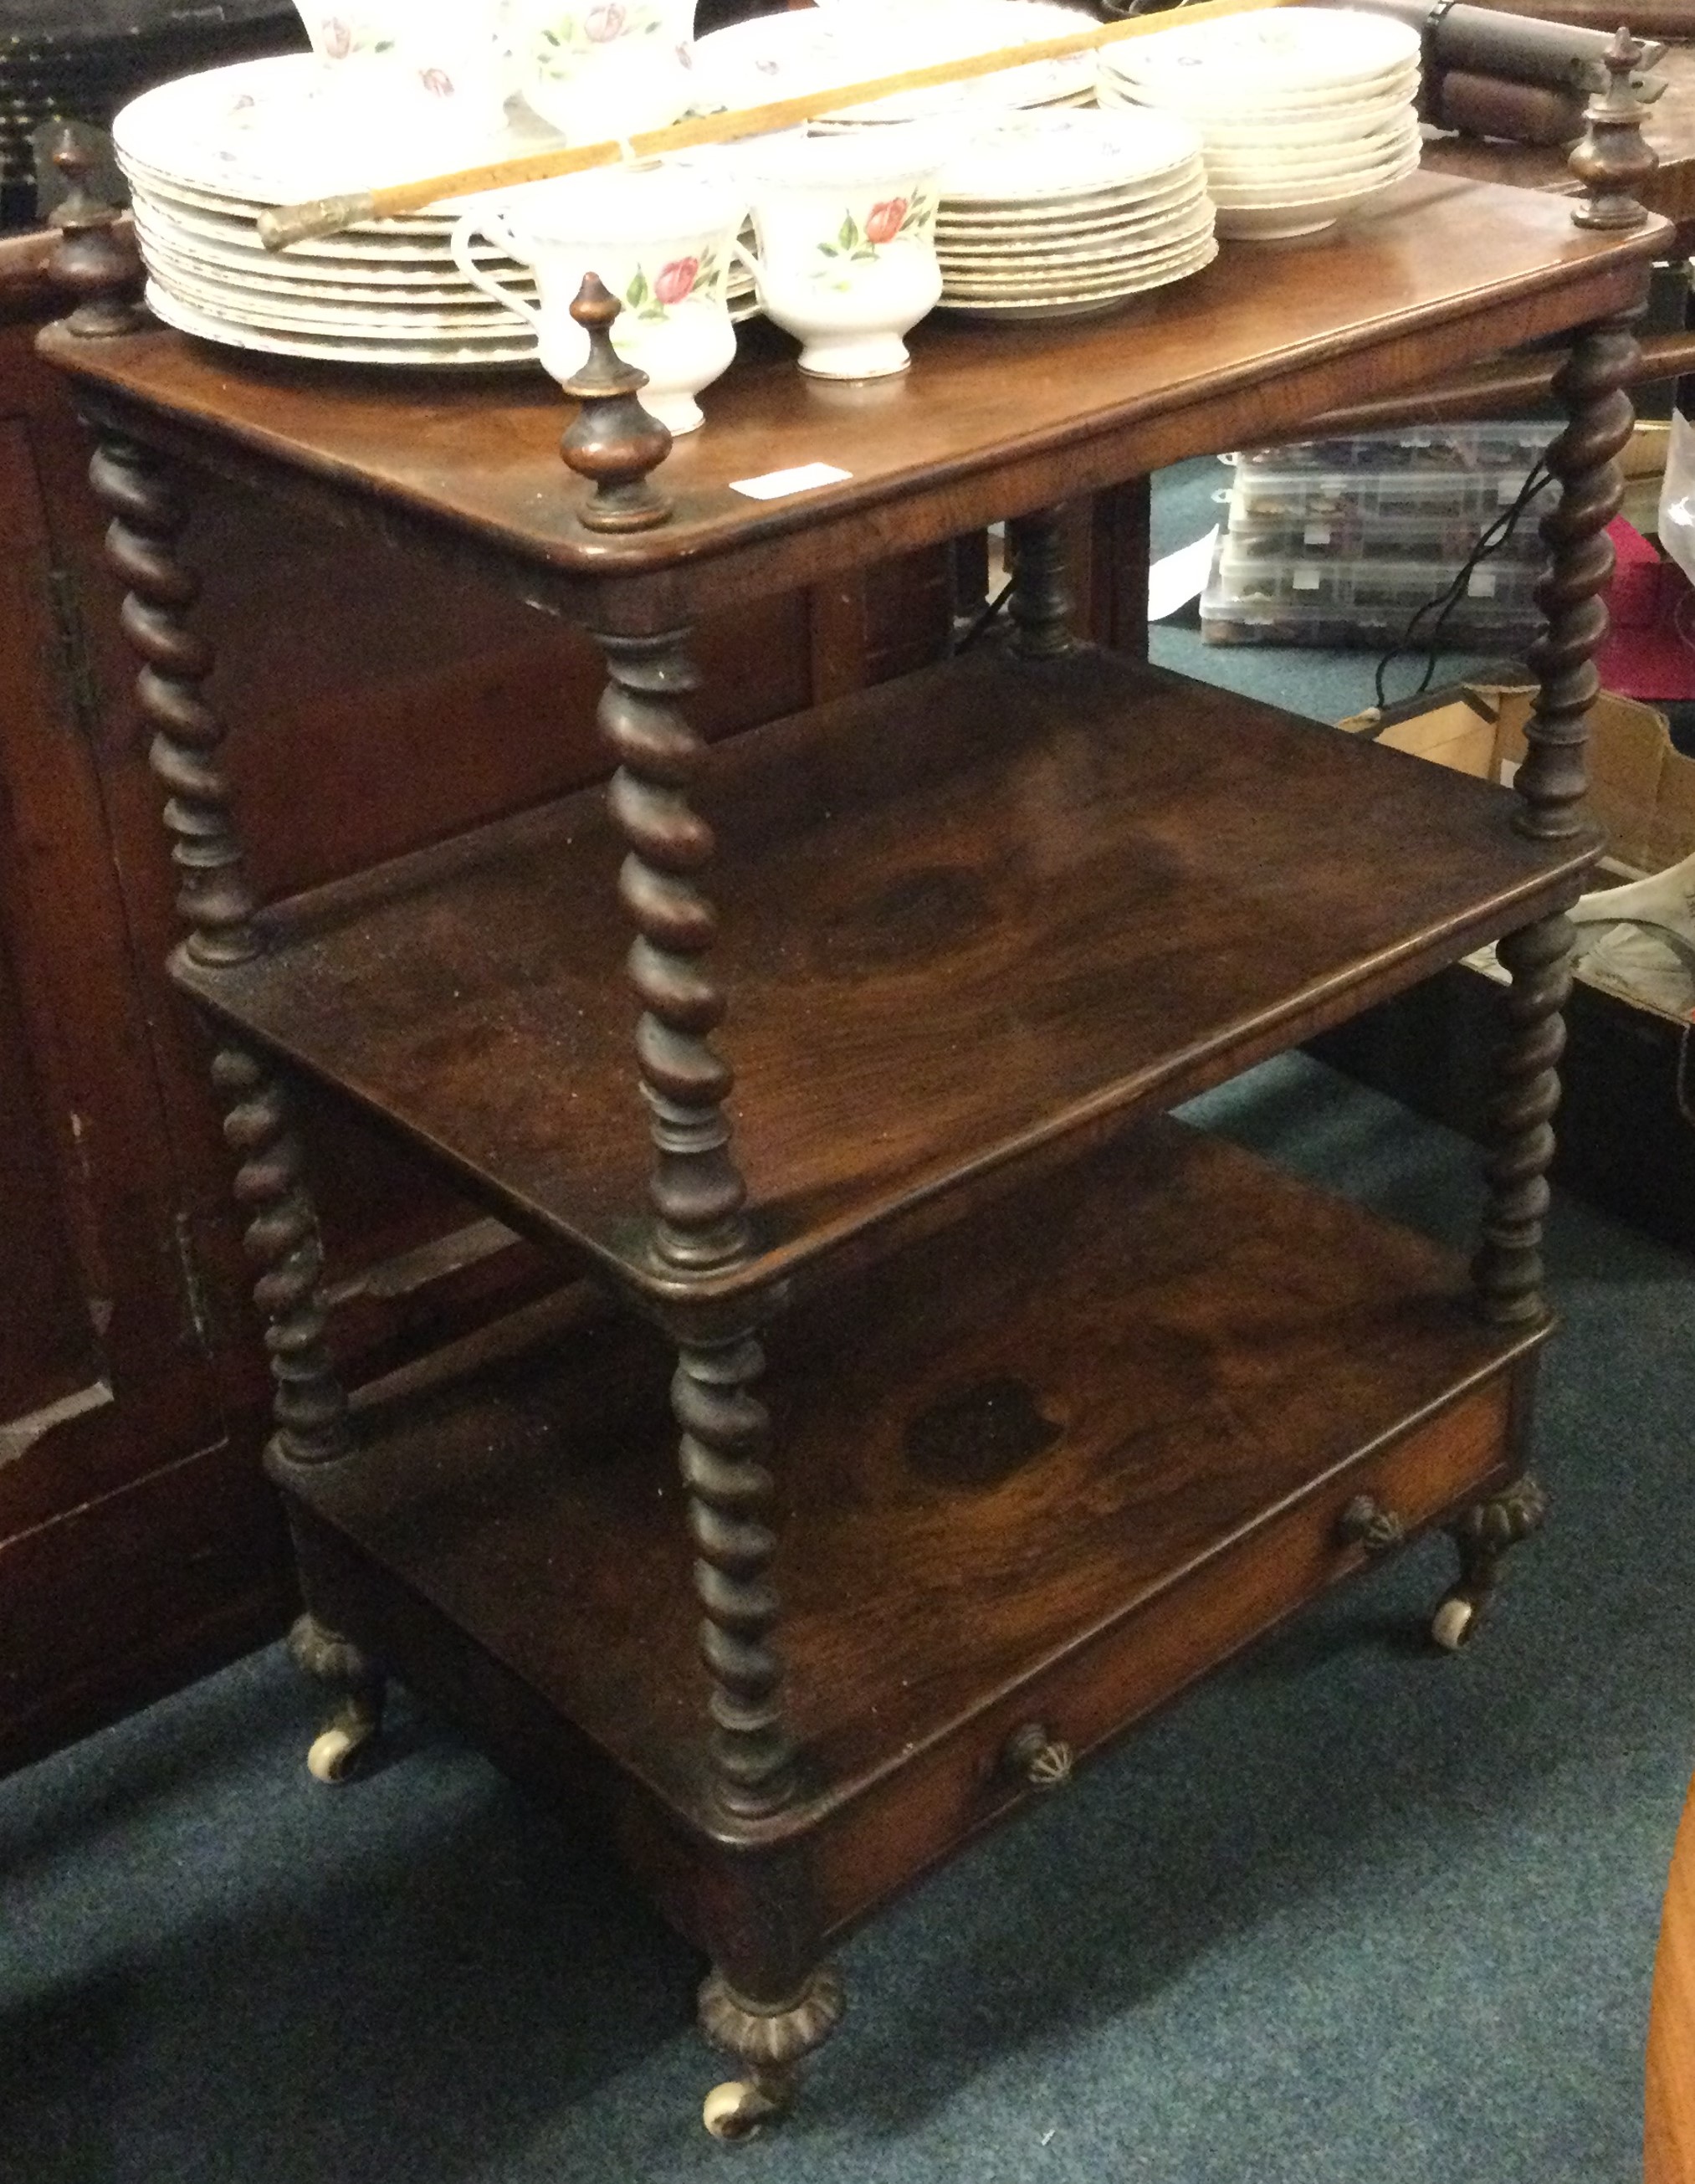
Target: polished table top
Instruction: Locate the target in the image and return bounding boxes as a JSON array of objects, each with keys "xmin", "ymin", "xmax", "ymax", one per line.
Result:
[{"xmin": 41, "ymin": 173, "xmax": 1666, "ymax": 618}]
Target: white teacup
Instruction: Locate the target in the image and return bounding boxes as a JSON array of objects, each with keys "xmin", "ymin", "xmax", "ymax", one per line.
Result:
[
  {"xmin": 509, "ymin": 0, "xmax": 698, "ymax": 142},
  {"xmin": 736, "ymin": 128, "xmax": 947, "ymax": 380},
  {"xmin": 450, "ymin": 163, "xmax": 746, "ymax": 434},
  {"xmin": 294, "ymin": 2, "xmax": 519, "ymax": 137}
]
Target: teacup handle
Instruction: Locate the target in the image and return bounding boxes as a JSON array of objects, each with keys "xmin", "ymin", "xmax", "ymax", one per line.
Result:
[
  {"xmin": 448, "ymin": 209, "xmax": 540, "ymax": 331},
  {"xmin": 730, "ymin": 236, "xmax": 763, "ymax": 300}
]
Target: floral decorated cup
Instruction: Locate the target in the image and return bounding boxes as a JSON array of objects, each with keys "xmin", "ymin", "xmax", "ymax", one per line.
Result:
[
  {"xmin": 294, "ymin": 2, "xmax": 520, "ymax": 138},
  {"xmin": 449, "ymin": 162, "xmax": 746, "ymax": 434},
  {"xmin": 510, "ymin": 0, "xmax": 698, "ymax": 143},
  {"xmin": 735, "ymin": 129, "xmax": 948, "ymax": 380}
]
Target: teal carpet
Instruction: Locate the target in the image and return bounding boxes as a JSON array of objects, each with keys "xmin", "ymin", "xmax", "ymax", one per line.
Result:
[{"xmin": 4, "ymin": 470, "xmax": 1693, "ymax": 2184}]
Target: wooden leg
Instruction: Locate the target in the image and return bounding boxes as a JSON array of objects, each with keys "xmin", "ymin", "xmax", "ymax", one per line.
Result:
[
  {"xmin": 1005, "ymin": 508, "xmax": 1074, "ymax": 660},
  {"xmin": 1443, "ymin": 299, "xmax": 1641, "ymax": 1651},
  {"xmin": 673, "ymin": 1326, "xmax": 846, "ymax": 2132},
  {"xmin": 597, "ymin": 616, "xmax": 835, "ymax": 2124},
  {"xmin": 89, "ymin": 434, "xmax": 379, "ymax": 1770},
  {"xmin": 1088, "ymin": 476, "xmax": 1154, "ymax": 659}
]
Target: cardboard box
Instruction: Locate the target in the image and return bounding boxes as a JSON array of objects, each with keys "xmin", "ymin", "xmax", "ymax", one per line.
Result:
[
  {"xmin": 1338, "ymin": 675, "xmax": 1695, "ymax": 879},
  {"xmin": 1316, "ymin": 679, "xmax": 1695, "ymax": 1250}
]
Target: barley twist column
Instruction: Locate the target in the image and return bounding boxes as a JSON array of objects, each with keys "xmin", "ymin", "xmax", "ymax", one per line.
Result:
[
  {"xmin": 90, "ymin": 434, "xmax": 373, "ymax": 1770},
  {"xmin": 1515, "ymin": 308, "xmax": 1641, "ymax": 839},
  {"xmin": 673, "ymin": 1331, "xmax": 794, "ymax": 1817},
  {"xmin": 597, "ymin": 625, "xmax": 751, "ymax": 1271},
  {"xmin": 1006, "ymin": 508, "xmax": 1074, "ymax": 660},
  {"xmin": 93, "ymin": 438, "xmax": 261, "ymax": 966},
  {"xmin": 213, "ymin": 1048, "xmax": 349, "ymax": 1465},
  {"xmin": 1452, "ymin": 300, "xmax": 1642, "ymax": 1649},
  {"xmin": 1472, "ymin": 915, "xmax": 1573, "ymax": 1330},
  {"xmin": 1475, "ymin": 303, "xmax": 1641, "ymax": 1326}
]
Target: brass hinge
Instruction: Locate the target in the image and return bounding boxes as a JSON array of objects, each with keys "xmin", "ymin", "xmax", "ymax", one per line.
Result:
[
  {"xmin": 172, "ymin": 1209, "xmax": 216, "ymax": 1354},
  {"xmin": 46, "ymin": 565, "xmax": 102, "ymax": 738}
]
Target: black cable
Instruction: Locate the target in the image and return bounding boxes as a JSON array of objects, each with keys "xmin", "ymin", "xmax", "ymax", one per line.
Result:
[
  {"xmin": 957, "ymin": 573, "xmax": 1016, "ymax": 652},
  {"xmin": 1371, "ymin": 457, "xmax": 1555, "ymax": 710}
]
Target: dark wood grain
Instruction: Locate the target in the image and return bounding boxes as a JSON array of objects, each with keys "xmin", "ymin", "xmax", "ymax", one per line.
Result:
[
  {"xmin": 174, "ymin": 643, "xmax": 1595, "ymax": 1304},
  {"xmin": 38, "ymin": 176, "xmax": 1665, "ymax": 617},
  {"xmin": 290, "ymin": 1116, "xmax": 1541, "ymax": 1853}
]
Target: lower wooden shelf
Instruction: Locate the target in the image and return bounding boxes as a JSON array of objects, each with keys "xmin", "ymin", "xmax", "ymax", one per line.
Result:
[{"xmin": 285, "ymin": 1115, "xmax": 1540, "ymax": 1943}]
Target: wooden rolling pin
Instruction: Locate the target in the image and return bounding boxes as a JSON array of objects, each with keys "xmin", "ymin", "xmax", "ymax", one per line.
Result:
[{"xmin": 1426, "ymin": 66, "xmax": 1588, "ymax": 139}]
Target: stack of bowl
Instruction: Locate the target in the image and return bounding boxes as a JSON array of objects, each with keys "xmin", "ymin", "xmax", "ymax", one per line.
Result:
[{"xmin": 1097, "ymin": 5, "xmax": 1423, "ymax": 240}]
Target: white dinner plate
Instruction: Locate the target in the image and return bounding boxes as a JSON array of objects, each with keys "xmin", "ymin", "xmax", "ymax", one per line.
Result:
[
  {"xmin": 935, "ymin": 105, "xmax": 1203, "ymax": 203},
  {"xmin": 145, "ymin": 279, "xmax": 543, "ymax": 364}
]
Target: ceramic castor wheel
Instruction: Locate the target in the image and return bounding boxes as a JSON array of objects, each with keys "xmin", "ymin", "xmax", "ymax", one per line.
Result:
[
  {"xmin": 1431, "ymin": 1593, "xmax": 1478, "ymax": 1653},
  {"xmin": 702, "ymin": 2079, "xmax": 788, "ymax": 2141}
]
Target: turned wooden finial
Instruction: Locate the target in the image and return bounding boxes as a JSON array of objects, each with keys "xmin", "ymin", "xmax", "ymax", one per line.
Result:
[
  {"xmin": 1570, "ymin": 28, "xmax": 1663, "ymax": 230},
  {"xmin": 559, "ymin": 273, "xmax": 673, "ymax": 534},
  {"xmin": 45, "ymin": 126, "xmax": 145, "ymax": 336}
]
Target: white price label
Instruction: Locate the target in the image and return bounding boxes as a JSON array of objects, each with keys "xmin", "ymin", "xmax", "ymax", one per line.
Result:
[{"xmin": 729, "ymin": 462, "xmax": 853, "ymax": 501}]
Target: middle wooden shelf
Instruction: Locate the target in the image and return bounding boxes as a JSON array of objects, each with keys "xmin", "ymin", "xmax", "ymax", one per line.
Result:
[{"xmin": 174, "ymin": 643, "xmax": 1593, "ymax": 1303}]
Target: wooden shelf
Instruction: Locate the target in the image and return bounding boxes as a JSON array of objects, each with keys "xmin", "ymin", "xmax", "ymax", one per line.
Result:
[
  {"xmin": 177, "ymin": 645, "xmax": 1592, "ymax": 1303},
  {"xmin": 289, "ymin": 1119, "xmax": 1540, "ymax": 1885}
]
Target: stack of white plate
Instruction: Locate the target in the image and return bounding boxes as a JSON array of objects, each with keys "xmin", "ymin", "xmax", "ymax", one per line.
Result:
[
  {"xmin": 690, "ymin": 0, "xmax": 1099, "ymax": 129},
  {"xmin": 113, "ymin": 54, "xmax": 568, "ymax": 367},
  {"xmin": 934, "ymin": 107, "xmax": 1215, "ymax": 322},
  {"xmin": 1098, "ymin": 7, "xmax": 1423, "ymax": 241}
]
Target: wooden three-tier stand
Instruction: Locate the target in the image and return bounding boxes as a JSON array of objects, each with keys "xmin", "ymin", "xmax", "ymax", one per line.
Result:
[{"xmin": 39, "ymin": 65, "xmax": 1665, "ymax": 2138}]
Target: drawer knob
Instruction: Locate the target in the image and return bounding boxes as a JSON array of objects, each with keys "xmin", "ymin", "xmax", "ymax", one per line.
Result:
[
  {"xmin": 1002, "ymin": 1723, "xmax": 1073, "ymax": 1791},
  {"xmin": 1338, "ymin": 1493, "xmax": 1406, "ymax": 1556}
]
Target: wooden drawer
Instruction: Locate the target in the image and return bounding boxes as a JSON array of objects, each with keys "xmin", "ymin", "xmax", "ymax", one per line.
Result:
[{"xmin": 807, "ymin": 1366, "xmax": 1522, "ymax": 1944}]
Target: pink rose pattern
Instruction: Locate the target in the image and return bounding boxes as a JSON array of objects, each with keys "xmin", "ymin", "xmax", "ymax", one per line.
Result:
[
  {"xmin": 653, "ymin": 258, "xmax": 699, "ymax": 306},
  {"xmin": 584, "ymin": 3, "xmax": 626, "ymax": 40},
  {"xmin": 814, "ymin": 194, "xmax": 935, "ymax": 277},
  {"xmin": 320, "ymin": 15, "xmax": 352, "ymax": 59},
  {"xmin": 622, "ymin": 248, "xmax": 723, "ymax": 321}
]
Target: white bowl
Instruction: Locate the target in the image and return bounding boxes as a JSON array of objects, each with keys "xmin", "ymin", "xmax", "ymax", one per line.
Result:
[{"xmin": 1104, "ymin": 7, "xmax": 1419, "ymax": 92}]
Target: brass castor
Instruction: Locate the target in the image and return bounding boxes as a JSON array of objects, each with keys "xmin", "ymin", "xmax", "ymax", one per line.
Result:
[{"xmin": 702, "ymin": 2070, "xmax": 794, "ymax": 2142}]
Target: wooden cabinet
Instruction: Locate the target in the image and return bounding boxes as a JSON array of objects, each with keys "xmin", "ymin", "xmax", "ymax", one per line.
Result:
[{"xmin": 0, "ymin": 232, "xmax": 955, "ymax": 1771}]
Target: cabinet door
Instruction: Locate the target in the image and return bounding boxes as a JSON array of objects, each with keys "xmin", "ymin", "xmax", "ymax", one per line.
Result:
[{"xmin": 0, "ymin": 285, "xmax": 294, "ymax": 1773}]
